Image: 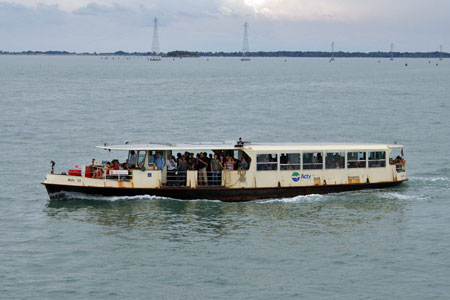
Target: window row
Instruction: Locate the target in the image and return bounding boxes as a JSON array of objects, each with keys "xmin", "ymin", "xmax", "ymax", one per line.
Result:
[{"xmin": 256, "ymin": 151, "xmax": 386, "ymax": 171}]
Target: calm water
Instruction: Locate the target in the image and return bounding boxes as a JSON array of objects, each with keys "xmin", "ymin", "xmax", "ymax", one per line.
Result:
[{"xmin": 1, "ymin": 56, "xmax": 449, "ymax": 299}]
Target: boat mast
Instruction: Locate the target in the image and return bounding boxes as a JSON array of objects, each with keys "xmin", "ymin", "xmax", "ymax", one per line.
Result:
[
  {"xmin": 151, "ymin": 17, "xmax": 161, "ymax": 61},
  {"xmin": 439, "ymin": 44, "xmax": 443, "ymax": 61},
  {"xmin": 241, "ymin": 22, "xmax": 250, "ymax": 61},
  {"xmin": 390, "ymin": 43, "xmax": 394, "ymax": 61}
]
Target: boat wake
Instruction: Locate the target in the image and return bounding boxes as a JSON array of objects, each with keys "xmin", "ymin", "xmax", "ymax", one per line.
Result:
[
  {"xmin": 408, "ymin": 176, "xmax": 450, "ymax": 183},
  {"xmin": 258, "ymin": 194, "xmax": 325, "ymax": 204},
  {"xmin": 379, "ymin": 192, "xmax": 420, "ymax": 201},
  {"xmin": 48, "ymin": 191, "xmax": 171, "ymax": 202}
]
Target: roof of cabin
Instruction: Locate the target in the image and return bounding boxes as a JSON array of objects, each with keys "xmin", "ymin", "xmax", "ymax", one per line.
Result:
[{"xmin": 97, "ymin": 142, "xmax": 404, "ymax": 151}]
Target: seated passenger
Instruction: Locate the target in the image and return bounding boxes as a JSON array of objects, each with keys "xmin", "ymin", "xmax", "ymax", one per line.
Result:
[
  {"xmin": 317, "ymin": 153, "xmax": 323, "ymax": 164},
  {"xmin": 112, "ymin": 160, "xmax": 120, "ymax": 170},
  {"xmin": 93, "ymin": 168, "xmax": 103, "ymax": 179},
  {"xmin": 238, "ymin": 157, "xmax": 249, "ymax": 170}
]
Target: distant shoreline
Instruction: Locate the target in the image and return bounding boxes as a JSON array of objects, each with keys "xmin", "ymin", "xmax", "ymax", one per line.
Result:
[{"xmin": 0, "ymin": 50, "xmax": 448, "ymax": 58}]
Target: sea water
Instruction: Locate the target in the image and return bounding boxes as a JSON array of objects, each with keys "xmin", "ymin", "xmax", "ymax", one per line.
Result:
[{"xmin": 0, "ymin": 56, "xmax": 449, "ymax": 299}]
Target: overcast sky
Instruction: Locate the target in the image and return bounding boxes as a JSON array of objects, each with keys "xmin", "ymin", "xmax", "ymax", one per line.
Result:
[{"xmin": 0, "ymin": 0, "xmax": 448, "ymax": 52}]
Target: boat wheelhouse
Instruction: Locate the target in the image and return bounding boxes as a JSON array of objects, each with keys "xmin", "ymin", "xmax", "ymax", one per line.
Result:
[{"xmin": 43, "ymin": 139, "xmax": 407, "ymax": 201}]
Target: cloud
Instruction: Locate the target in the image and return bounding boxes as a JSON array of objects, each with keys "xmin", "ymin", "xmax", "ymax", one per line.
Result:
[
  {"xmin": 0, "ymin": 2, "xmax": 66, "ymax": 26},
  {"xmin": 0, "ymin": 0, "xmax": 448, "ymax": 52}
]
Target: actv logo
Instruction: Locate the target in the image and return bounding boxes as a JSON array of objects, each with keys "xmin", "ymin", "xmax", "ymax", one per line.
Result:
[{"xmin": 291, "ymin": 172, "xmax": 311, "ymax": 182}]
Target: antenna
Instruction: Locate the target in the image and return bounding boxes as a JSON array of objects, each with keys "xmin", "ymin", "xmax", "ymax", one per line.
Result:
[{"xmin": 241, "ymin": 22, "xmax": 250, "ymax": 61}]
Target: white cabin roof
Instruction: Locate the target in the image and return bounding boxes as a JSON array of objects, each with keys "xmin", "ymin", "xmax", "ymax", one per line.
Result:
[{"xmin": 97, "ymin": 142, "xmax": 403, "ymax": 152}]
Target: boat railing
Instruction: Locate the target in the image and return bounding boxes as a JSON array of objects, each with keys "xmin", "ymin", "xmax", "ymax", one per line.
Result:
[
  {"xmin": 84, "ymin": 167, "xmax": 132, "ymax": 181},
  {"xmin": 389, "ymin": 157, "xmax": 406, "ymax": 173},
  {"xmin": 166, "ymin": 170, "xmax": 188, "ymax": 186},
  {"xmin": 197, "ymin": 170, "xmax": 222, "ymax": 187}
]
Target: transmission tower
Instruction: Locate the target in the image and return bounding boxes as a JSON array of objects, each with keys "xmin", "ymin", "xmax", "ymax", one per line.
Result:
[
  {"xmin": 241, "ymin": 22, "xmax": 250, "ymax": 61},
  {"xmin": 150, "ymin": 17, "xmax": 161, "ymax": 61}
]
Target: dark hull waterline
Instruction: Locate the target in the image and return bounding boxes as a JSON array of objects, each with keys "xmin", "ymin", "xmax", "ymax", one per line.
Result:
[{"xmin": 43, "ymin": 181, "xmax": 406, "ymax": 202}]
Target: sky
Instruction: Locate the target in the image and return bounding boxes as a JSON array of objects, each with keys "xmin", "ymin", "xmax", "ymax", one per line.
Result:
[{"xmin": 0, "ymin": 0, "xmax": 448, "ymax": 52}]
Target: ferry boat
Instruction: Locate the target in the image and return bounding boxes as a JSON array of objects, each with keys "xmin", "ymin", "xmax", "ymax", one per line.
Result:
[{"xmin": 42, "ymin": 139, "xmax": 407, "ymax": 201}]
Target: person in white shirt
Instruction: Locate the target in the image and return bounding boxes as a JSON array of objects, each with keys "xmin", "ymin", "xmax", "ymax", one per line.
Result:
[{"xmin": 167, "ymin": 154, "xmax": 177, "ymax": 185}]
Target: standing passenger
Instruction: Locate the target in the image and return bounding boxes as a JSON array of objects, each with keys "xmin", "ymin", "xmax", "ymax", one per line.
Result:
[
  {"xmin": 198, "ymin": 152, "xmax": 208, "ymax": 186},
  {"xmin": 167, "ymin": 155, "xmax": 177, "ymax": 185},
  {"xmin": 177, "ymin": 157, "xmax": 187, "ymax": 186},
  {"xmin": 154, "ymin": 152, "xmax": 165, "ymax": 170},
  {"xmin": 210, "ymin": 154, "xmax": 222, "ymax": 185}
]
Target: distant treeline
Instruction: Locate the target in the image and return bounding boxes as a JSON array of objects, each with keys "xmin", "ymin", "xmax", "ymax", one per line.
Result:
[{"xmin": 0, "ymin": 50, "xmax": 448, "ymax": 58}]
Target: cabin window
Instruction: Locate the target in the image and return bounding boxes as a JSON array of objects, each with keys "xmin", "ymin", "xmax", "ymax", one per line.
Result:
[
  {"xmin": 147, "ymin": 150, "xmax": 157, "ymax": 167},
  {"xmin": 128, "ymin": 150, "xmax": 137, "ymax": 168},
  {"xmin": 368, "ymin": 151, "xmax": 386, "ymax": 168},
  {"xmin": 256, "ymin": 154, "xmax": 278, "ymax": 171},
  {"xmin": 137, "ymin": 151, "xmax": 146, "ymax": 167},
  {"xmin": 347, "ymin": 152, "xmax": 366, "ymax": 168},
  {"xmin": 280, "ymin": 153, "xmax": 301, "ymax": 170},
  {"xmin": 325, "ymin": 152, "xmax": 345, "ymax": 169},
  {"xmin": 303, "ymin": 152, "xmax": 323, "ymax": 170}
]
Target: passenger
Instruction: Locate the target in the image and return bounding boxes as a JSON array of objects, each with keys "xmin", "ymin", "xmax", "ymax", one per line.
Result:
[
  {"xmin": 85, "ymin": 159, "xmax": 95, "ymax": 178},
  {"xmin": 128, "ymin": 151, "xmax": 137, "ymax": 168},
  {"xmin": 225, "ymin": 157, "xmax": 234, "ymax": 170},
  {"xmin": 197, "ymin": 152, "xmax": 208, "ymax": 186},
  {"xmin": 195, "ymin": 153, "xmax": 201, "ymax": 170},
  {"xmin": 112, "ymin": 160, "xmax": 120, "ymax": 170},
  {"xmin": 177, "ymin": 157, "xmax": 187, "ymax": 186},
  {"xmin": 167, "ymin": 155, "xmax": 177, "ymax": 185},
  {"xmin": 238, "ymin": 157, "xmax": 249, "ymax": 170},
  {"xmin": 93, "ymin": 168, "xmax": 103, "ymax": 179},
  {"xmin": 204, "ymin": 152, "xmax": 211, "ymax": 183},
  {"xmin": 317, "ymin": 153, "xmax": 323, "ymax": 163},
  {"xmin": 105, "ymin": 162, "xmax": 114, "ymax": 179},
  {"xmin": 280, "ymin": 154, "xmax": 288, "ymax": 170},
  {"xmin": 154, "ymin": 152, "xmax": 165, "ymax": 170},
  {"xmin": 393, "ymin": 155, "xmax": 403, "ymax": 164},
  {"xmin": 219, "ymin": 156, "xmax": 225, "ymax": 170},
  {"xmin": 210, "ymin": 154, "xmax": 222, "ymax": 185},
  {"xmin": 269, "ymin": 155, "xmax": 276, "ymax": 170},
  {"xmin": 332, "ymin": 153, "xmax": 342, "ymax": 168}
]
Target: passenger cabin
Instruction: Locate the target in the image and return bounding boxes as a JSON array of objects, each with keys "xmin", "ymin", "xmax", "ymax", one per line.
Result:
[{"xmin": 91, "ymin": 141, "xmax": 406, "ymax": 188}]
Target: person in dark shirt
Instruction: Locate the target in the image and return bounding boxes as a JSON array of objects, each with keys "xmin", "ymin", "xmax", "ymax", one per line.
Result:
[
  {"xmin": 198, "ymin": 152, "xmax": 208, "ymax": 186},
  {"xmin": 210, "ymin": 154, "xmax": 222, "ymax": 185},
  {"xmin": 177, "ymin": 157, "xmax": 187, "ymax": 186}
]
